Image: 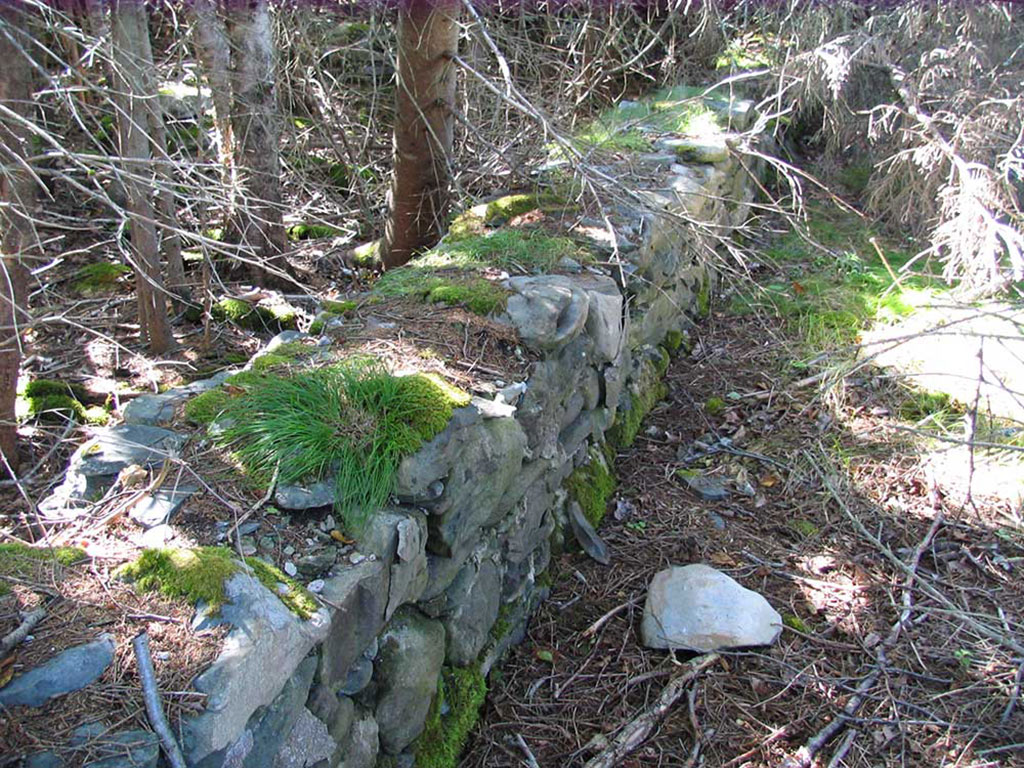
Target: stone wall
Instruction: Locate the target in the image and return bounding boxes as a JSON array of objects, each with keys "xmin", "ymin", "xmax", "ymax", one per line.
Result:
[
  {"xmin": 26, "ymin": 95, "xmax": 763, "ymax": 768},
  {"xmin": 175, "ymin": 125, "xmax": 763, "ymax": 768}
]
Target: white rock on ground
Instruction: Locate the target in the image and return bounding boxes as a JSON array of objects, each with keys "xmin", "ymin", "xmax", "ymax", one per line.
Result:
[{"xmin": 641, "ymin": 564, "xmax": 781, "ymax": 651}]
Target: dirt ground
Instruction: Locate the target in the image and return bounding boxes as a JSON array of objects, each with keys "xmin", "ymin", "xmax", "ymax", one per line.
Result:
[{"xmin": 463, "ymin": 303, "xmax": 1024, "ymax": 768}]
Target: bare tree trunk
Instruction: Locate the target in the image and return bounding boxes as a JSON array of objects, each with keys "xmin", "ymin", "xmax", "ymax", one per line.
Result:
[
  {"xmin": 0, "ymin": 4, "xmax": 35, "ymax": 471},
  {"xmin": 191, "ymin": 0, "xmax": 236, "ymax": 195},
  {"xmin": 111, "ymin": 1, "xmax": 173, "ymax": 354},
  {"xmin": 379, "ymin": 0, "xmax": 459, "ymax": 270},
  {"xmin": 225, "ymin": 0, "xmax": 288, "ymax": 284}
]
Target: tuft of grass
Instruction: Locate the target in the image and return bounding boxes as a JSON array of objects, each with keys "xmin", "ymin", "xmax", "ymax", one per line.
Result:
[
  {"xmin": 213, "ymin": 361, "xmax": 468, "ymax": 532},
  {"xmin": 74, "ymin": 262, "xmax": 131, "ymax": 295},
  {"xmin": 565, "ymin": 446, "xmax": 616, "ymax": 528},
  {"xmin": 322, "ymin": 299, "xmax": 357, "ymax": 314},
  {"xmin": 0, "ymin": 543, "xmax": 85, "ymax": 596},
  {"xmin": 415, "ymin": 664, "xmax": 488, "ymax": 768},
  {"xmin": 117, "ymin": 547, "xmax": 238, "ymax": 608},
  {"xmin": 898, "ymin": 389, "xmax": 960, "ymax": 423}
]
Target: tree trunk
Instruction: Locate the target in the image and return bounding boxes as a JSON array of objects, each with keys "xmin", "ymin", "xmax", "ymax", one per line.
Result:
[
  {"xmin": 225, "ymin": 0, "xmax": 288, "ymax": 283},
  {"xmin": 379, "ymin": 0, "xmax": 459, "ymax": 270},
  {"xmin": 191, "ymin": 0, "xmax": 236, "ymax": 195},
  {"xmin": 0, "ymin": 4, "xmax": 36, "ymax": 471},
  {"xmin": 111, "ymin": 1, "xmax": 173, "ymax": 354}
]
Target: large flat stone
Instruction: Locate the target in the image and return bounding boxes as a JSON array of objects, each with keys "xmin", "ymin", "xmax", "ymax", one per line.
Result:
[{"xmin": 0, "ymin": 634, "xmax": 114, "ymax": 708}]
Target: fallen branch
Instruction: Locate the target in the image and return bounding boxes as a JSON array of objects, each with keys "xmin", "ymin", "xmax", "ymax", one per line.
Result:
[
  {"xmin": 0, "ymin": 607, "xmax": 47, "ymax": 657},
  {"xmin": 132, "ymin": 633, "xmax": 187, "ymax": 768},
  {"xmin": 582, "ymin": 653, "xmax": 720, "ymax": 768}
]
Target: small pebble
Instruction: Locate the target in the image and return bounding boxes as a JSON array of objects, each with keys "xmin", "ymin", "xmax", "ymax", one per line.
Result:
[
  {"xmin": 283, "ymin": 561, "xmax": 298, "ymax": 577},
  {"xmin": 494, "ymin": 379, "xmax": 506, "ymax": 388},
  {"xmin": 323, "ymin": 515, "xmax": 337, "ymax": 531},
  {"xmin": 277, "ymin": 583, "xmax": 289, "ymax": 596},
  {"xmin": 349, "ymin": 553, "xmax": 365, "ymax": 564},
  {"xmin": 241, "ymin": 543, "xmax": 257, "ymax": 556},
  {"xmin": 283, "ymin": 545, "xmax": 295, "ymax": 556},
  {"xmin": 308, "ymin": 579, "xmax": 325, "ymax": 594}
]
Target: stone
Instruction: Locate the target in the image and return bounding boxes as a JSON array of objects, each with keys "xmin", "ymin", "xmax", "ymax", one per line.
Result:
[
  {"xmin": 640, "ymin": 564, "xmax": 782, "ymax": 651},
  {"xmin": 181, "ymin": 574, "xmax": 330, "ymax": 764},
  {"xmin": 275, "ymin": 479, "xmax": 336, "ymax": 510},
  {"xmin": 24, "ymin": 753, "xmax": 61, "ymax": 768},
  {"xmin": 140, "ymin": 524, "xmax": 175, "ymax": 548},
  {"xmin": 265, "ymin": 331, "xmax": 308, "ymax": 352},
  {"xmin": 284, "ymin": 561, "xmax": 298, "ymax": 577},
  {"xmin": 442, "ymin": 558, "xmax": 501, "ymax": 666},
  {"xmin": 318, "ymin": 560, "xmax": 390, "ymax": 689},
  {"xmin": 657, "ymin": 136, "xmax": 730, "ymax": 164},
  {"xmin": 296, "ymin": 549, "xmax": 336, "ymax": 577},
  {"xmin": 358, "ymin": 510, "xmax": 428, "ymax": 619},
  {"xmin": 471, "ymin": 396, "xmax": 516, "ymax": 419},
  {"xmin": 505, "ymin": 275, "xmax": 589, "ymax": 350},
  {"xmin": 121, "ymin": 393, "xmax": 182, "ymax": 427},
  {"xmin": 336, "ymin": 710, "xmax": 378, "ymax": 768},
  {"xmin": 128, "ymin": 483, "xmax": 198, "ymax": 528},
  {"xmin": 337, "ymin": 654, "xmax": 374, "ymax": 696},
  {"xmin": 0, "ymin": 634, "xmax": 114, "ymax": 708},
  {"xmin": 373, "ymin": 608, "xmax": 445, "ymax": 755},
  {"xmin": 43, "ymin": 425, "xmax": 186, "ymax": 508},
  {"xmin": 584, "ymin": 280, "xmax": 625, "ymax": 364},
  {"xmin": 273, "ymin": 707, "xmax": 335, "ymax": 768},
  {"xmin": 75, "ymin": 728, "xmax": 159, "ymax": 768},
  {"xmin": 567, "ymin": 501, "xmax": 610, "ymax": 565},
  {"xmin": 680, "ymin": 472, "xmax": 729, "ymax": 501}
]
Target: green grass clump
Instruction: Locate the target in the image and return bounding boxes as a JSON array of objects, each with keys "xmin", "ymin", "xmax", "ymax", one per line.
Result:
[
  {"xmin": 898, "ymin": 389, "xmax": 960, "ymax": 423},
  {"xmin": 214, "ymin": 361, "xmax": 469, "ymax": 532},
  {"xmin": 184, "ymin": 389, "xmax": 231, "ymax": 426},
  {"xmin": 415, "ymin": 665, "xmax": 488, "ymax": 768},
  {"xmin": 441, "ymin": 229, "xmax": 586, "ymax": 273},
  {"xmin": 373, "ymin": 269, "xmax": 508, "ymax": 317},
  {"xmin": 117, "ymin": 547, "xmax": 239, "ymax": 608},
  {"xmin": 212, "ymin": 297, "xmax": 298, "ymax": 333},
  {"xmin": 243, "ymin": 556, "xmax": 317, "ymax": 619},
  {"xmin": 565, "ymin": 446, "xmax": 616, "ymax": 528},
  {"xmin": 74, "ymin": 262, "xmax": 131, "ymax": 295},
  {"xmin": 0, "ymin": 543, "xmax": 85, "ymax": 596}
]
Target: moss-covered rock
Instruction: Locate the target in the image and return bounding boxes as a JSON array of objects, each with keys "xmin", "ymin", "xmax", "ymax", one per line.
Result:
[
  {"xmin": 184, "ymin": 389, "xmax": 231, "ymax": 425},
  {"xmin": 608, "ymin": 352, "xmax": 670, "ymax": 449},
  {"xmin": 663, "ymin": 329, "xmax": 687, "ymax": 354},
  {"xmin": 116, "ymin": 546, "xmax": 316, "ymax": 618},
  {"xmin": 212, "ymin": 297, "xmax": 298, "ymax": 332},
  {"xmin": 415, "ymin": 664, "xmax": 487, "ymax": 768},
  {"xmin": 351, "ymin": 240, "xmax": 380, "ymax": 268},
  {"xmin": 565, "ymin": 446, "xmax": 616, "ymax": 528},
  {"xmin": 20, "ymin": 379, "xmax": 108, "ymax": 424},
  {"xmin": 0, "ymin": 543, "xmax": 85, "ymax": 596}
]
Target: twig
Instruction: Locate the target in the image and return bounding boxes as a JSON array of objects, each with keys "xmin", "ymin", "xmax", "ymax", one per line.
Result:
[
  {"xmin": 582, "ymin": 653, "xmax": 720, "ymax": 768},
  {"xmin": 0, "ymin": 607, "xmax": 47, "ymax": 657},
  {"xmin": 721, "ymin": 725, "xmax": 792, "ymax": 768},
  {"xmin": 581, "ymin": 598, "xmax": 637, "ymax": 639},
  {"xmin": 132, "ymin": 633, "xmax": 187, "ymax": 768},
  {"xmin": 511, "ymin": 733, "xmax": 541, "ymax": 768}
]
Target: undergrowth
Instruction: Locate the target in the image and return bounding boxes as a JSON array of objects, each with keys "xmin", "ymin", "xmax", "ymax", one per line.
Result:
[
  {"xmin": 0, "ymin": 543, "xmax": 85, "ymax": 596},
  {"xmin": 213, "ymin": 360, "xmax": 469, "ymax": 532}
]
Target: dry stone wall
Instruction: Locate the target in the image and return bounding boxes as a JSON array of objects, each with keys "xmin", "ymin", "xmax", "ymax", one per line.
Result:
[{"xmin": 22, "ymin": 95, "xmax": 764, "ymax": 768}]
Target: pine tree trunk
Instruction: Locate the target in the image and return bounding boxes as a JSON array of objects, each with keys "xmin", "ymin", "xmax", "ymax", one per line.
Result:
[
  {"xmin": 379, "ymin": 0, "xmax": 459, "ymax": 270},
  {"xmin": 191, "ymin": 0, "xmax": 236, "ymax": 194},
  {"xmin": 111, "ymin": 1, "xmax": 173, "ymax": 354},
  {"xmin": 225, "ymin": 0, "xmax": 288, "ymax": 283},
  {"xmin": 0, "ymin": 4, "xmax": 35, "ymax": 470}
]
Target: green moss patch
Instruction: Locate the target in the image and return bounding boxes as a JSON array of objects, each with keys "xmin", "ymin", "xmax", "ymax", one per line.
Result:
[
  {"xmin": 374, "ymin": 270, "xmax": 508, "ymax": 317},
  {"xmin": 415, "ymin": 664, "xmax": 487, "ymax": 768},
  {"xmin": 213, "ymin": 361, "xmax": 469, "ymax": 532},
  {"xmin": 212, "ymin": 297, "xmax": 298, "ymax": 333},
  {"xmin": 565, "ymin": 446, "xmax": 616, "ymax": 528},
  {"xmin": 117, "ymin": 546, "xmax": 317, "ymax": 618},
  {"xmin": 0, "ymin": 543, "xmax": 85, "ymax": 596},
  {"xmin": 351, "ymin": 241, "xmax": 380, "ymax": 268},
  {"xmin": 705, "ymin": 397, "xmax": 726, "ymax": 416},
  {"xmin": 609, "ymin": 355, "xmax": 669, "ymax": 449},
  {"xmin": 287, "ymin": 223, "xmax": 344, "ymax": 241},
  {"xmin": 117, "ymin": 547, "xmax": 238, "ymax": 608},
  {"xmin": 74, "ymin": 262, "xmax": 131, "ymax": 295},
  {"xmin": 242, "ymin": 556, "xmax": 317, "ymax": 619},
  {"xmin": 20, "ymin": 379, "xmax": 107, "ymax": 425},
  {"xmin": 184, "ymin": 389, "xmax": 231, "ymax": 426}
]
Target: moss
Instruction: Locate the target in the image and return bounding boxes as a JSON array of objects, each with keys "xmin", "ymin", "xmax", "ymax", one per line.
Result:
[
  {"xmin": 243, "ymin": 556, "xmax": 317, "ymax": 619},
  {"xmin": 83, "ymin": 405, "xmax": 111, "ymax": 425},
  {"xmin": 351, "ymin": 240, "xmax": 380, "ymax": 267},
  {"xmin": 565, "ymin": 446, "xmax": 616, "ymax": 528},
  {"xmin": 26, "ymin": 393, "xmax": 86, "ymax": 422},
  {"xmin": 415, "ymin": 664, "xmax": 488, "ymax": 768},
  {"xmin": 789, "ymin": 519, "xmax": 820, "ymax": 538},
  {"xmin": 697, "ymin": 280, "xmax": 712, "ymax": 317},
  {"xmin": 663, "ymin": 329, "xmax": 686, "ymax": 354},
  {"xmin": 184, "ymin": 389, "xmax": 231, "ymax": 425},
  {"xmin": 73, "ymin": 262, "xmax": 132, "ymax": 295},
  {"xmin": 117, "ymin": 547, "xmax": 239, "ymax": 608},
  {"xmin": 705, "ymin": 397, "xmax": 726, "ymax": 416},
  {"xmin": 24, "ymin": 379, "xmax": 88, "ymax": 401},
  {"xmin": 223, "ymin": 369, "xmax": 269, "ymax": 390},
  {"xmin": 609, "ymin": 377, "xmax": 668, "ymax": 449},
  {"xmin": 212, "ymin": 297, "xmax": 298, "ymax": 332},
  {"xmin": 783, "ymin": 613, "xmax": 811, "ymax": 633},
  {"xmin": 287, "ymin": 223, "xmax": 343, "ymax": 241},
  {"xmin": 483, "ymin": 193, "xmax": 560, "ymax": 223},
  {"xmin": 251, "ymin": 353, "xmax": 295, "ymax": 372},
  {"xmin": 0, "ymin": 543, "xmax": 85, "ymax": 596},
  {"xmin": 427, "ymin": 279, "xmax": 507, "ymax": 315},
  {"xmin": 322, "ymin": 299, "xmax": 357, "ymax": 314},
  {"xmin": 397, "ymin": 373, "xmax": 472, "ymax": 441}
]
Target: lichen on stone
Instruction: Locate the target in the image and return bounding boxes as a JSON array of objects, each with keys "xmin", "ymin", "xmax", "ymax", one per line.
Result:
[
  {"xmin": 565, "ymin": 445, "xmax": 616, "ymax": 528},
  {"xmin": 414, "ymin": 664, "xmax": 487, "ymax": 768}
]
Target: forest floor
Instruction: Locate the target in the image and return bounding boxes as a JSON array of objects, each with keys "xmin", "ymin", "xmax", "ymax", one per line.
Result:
[{"xmin": 463, "ymin": 213, "xmax": 1024, "ymax": 768}]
